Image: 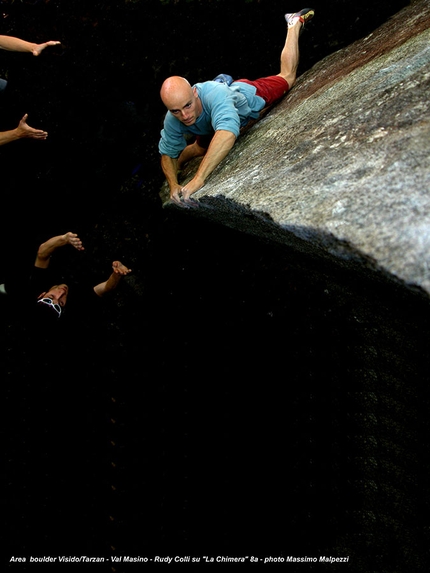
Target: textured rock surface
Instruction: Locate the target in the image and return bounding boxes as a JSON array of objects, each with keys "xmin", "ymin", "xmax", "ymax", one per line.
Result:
[{"xmin": 162, "ymin": 0, "xmax": 430, "ymax": 296}]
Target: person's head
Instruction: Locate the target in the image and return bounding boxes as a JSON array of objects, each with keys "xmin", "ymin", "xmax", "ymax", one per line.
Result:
[
  {"xmin": 160, "ymin": 76, "xmax": 202, "ymax": 126},
  {"xmin": 36, "ymin": 284, "xmax": 69, "ymax": 319}
]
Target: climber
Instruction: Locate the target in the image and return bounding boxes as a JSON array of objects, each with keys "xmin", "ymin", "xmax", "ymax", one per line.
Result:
[{"xmin": 158, "ymin": 8, "xmax": 315, "ymax": 207}]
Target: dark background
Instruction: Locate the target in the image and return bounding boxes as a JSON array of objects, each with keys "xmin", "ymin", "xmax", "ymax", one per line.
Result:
[{"xmin": 1, "ymin": 1, "xmax": 429, "ymax": 571}]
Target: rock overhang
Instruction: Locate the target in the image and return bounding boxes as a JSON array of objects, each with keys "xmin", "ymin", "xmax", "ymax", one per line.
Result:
[{"xmin": 161, "ymin": 1, "xmax": 430, "ymax": 297}]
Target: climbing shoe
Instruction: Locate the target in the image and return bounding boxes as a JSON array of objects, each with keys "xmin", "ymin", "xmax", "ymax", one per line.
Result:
[{"xmin": 285, "ymin": 8, "xmax": 315, "ymax": 31}]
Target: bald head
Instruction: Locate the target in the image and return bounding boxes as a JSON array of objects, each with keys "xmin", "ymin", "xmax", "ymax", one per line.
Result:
[
  {"xmin": 160, "ymin": 76, "xmax": 202, "ymax": 126},
  {"xmin": 160, "ymin": 76, "xmax": 192, "ymax": 107}
]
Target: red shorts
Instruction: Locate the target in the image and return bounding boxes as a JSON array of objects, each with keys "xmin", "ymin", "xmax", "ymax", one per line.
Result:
[{"xmin": 235, "ymin": 75, "xmax": 290, "ymax": 106}]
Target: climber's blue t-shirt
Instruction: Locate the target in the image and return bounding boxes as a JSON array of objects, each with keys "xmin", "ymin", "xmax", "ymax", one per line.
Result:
[{"xmin": 158, "ymin": 80, "xmax": 266, "ymax": 158}]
